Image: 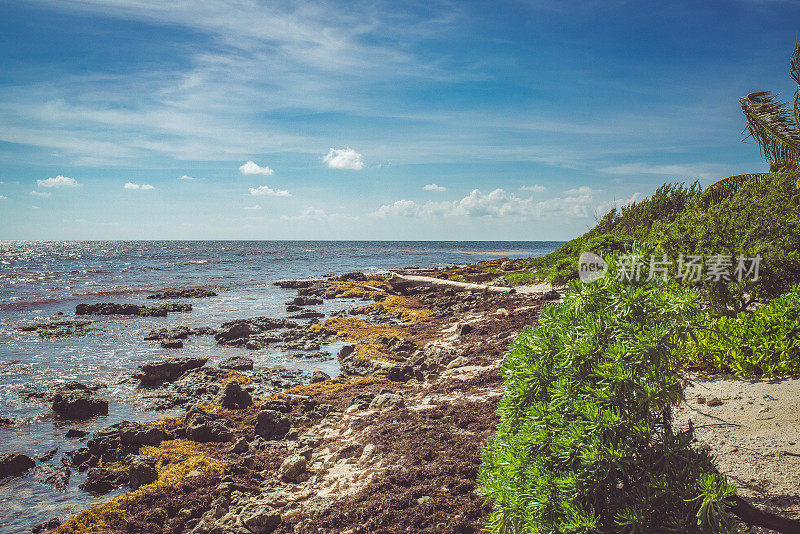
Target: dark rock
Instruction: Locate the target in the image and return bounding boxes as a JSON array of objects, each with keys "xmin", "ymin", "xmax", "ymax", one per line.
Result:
[
  {"xmin": 190, "ymin": 326, "xmax": 217, "ymax": 336},
  {"xmin": 338, "ymin": 272, "xmax": 367, "ymax": 281},
  {"xmin": 0, "ymin": 453, "xmax": 35, "ymax": 478},
  {"xmin": 541, "ymin": 289, "xmax": 561, "ymax": 300},
  {"xmin": 135, "ymin": 357, "xmax": 208, "ymax": 385},
  {"xmin": 214, "ymin": 317, "xmax": 298, "ymax": 345},
  {"xmin": 219, "ymin": 356, "xmax": 254, "ymax": 371},
  {"xmin": 311, "ymin": 370, "xmax": 331, "ymax": 383},
  {"xmin": 38, "ymin": 464, "xmax": 70, "ymax": 490},
  {"xmin": 65, "ymin": 428, "xmax": 89, "ymax": 439},
  {"xmin": 145, "ymin": 326, "xmax": 191, "ymax": 340},
  {"xmin": 79, "ymin": 467, "xmax": 120, "ymax": 494},
  {"xmin": 38, "ymin": 448, "xmax": 58, "ymax": 462},
  {"xmin": 288, "ymin": 296, "xmax": 323, "ymax": 306},
  {"xmin": 52, "ymin": 391, "xmax": 108, "ymax": 420},
  {"xmin": 76, "ymin": 302, "xmax": 168, "ymax": 317},
  {"xmin": 288, "ymin": 310, "xmax": 325, "ymax": 319},
  {"xmin": 184, "ymin": 406, "xmax": 233, "ymax": 443},
  {"xmin": 148, "ymin": 288, "xmax": 217, "ymax": 299},
  {"xmin": 62, "ymin": 447, "xmax": 92, "ymax": 470},
  {"xmin": 456, "ymin": 323, "xmax": 475, "ymax": 336},
  {"xmin": 231, "ymin": 437, "xmax": 249, "ymax": 454},
  {"xmin": 128, "ymin": 456, "xmax": 157, "ymax": 489},
  {"xmin": 216, "ymin": 382, "xmax": 253, "ymax": 409},
  {"xmin": 160, "ymin": 338, "xmax": 184, "ymax": 349},
  {"xmin": 0, "ymin": 417, "xmax": 12, "ymax": 426},
  {"xmin": 286, "ymin": 304, "xmax": 303, "ymax": 312},
  {"xmin": 273, "ymin": 279, "xmax": 316, "ymax": 289},
  {"xmin": 255, "ymin": 410, "xmax": 291, "ymax": 440},
  {"xmin": 31, "ymin": 518, "xmax": 61, "ymax": 534},
  {"xmin": 260, "ymin": 399, "xmax": 292, "ymax": 413},
  {"xmin": 119, "ymin": 423, "xmax": 166, "ymax": 446},
  {"xmin": 242, "ymin": 509, "xmax": 282, "ymax": 533},
  {"xmin": 158, "ymin": 302, "xmax": 192, "ymax": 313},
  {"xmin": 339, "ymin": 345, "xmax": 355, "ymax": 358}
]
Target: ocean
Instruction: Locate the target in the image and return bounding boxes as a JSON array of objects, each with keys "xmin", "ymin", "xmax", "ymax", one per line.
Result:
[{"xmin": 0, "ymin": 240, "xmax": 561, "ymax": 532}]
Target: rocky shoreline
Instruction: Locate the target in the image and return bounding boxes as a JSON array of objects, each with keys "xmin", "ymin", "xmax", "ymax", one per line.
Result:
[{"xmin": 3, "ymin": 261, "xmax": 562, "ymax": 533}]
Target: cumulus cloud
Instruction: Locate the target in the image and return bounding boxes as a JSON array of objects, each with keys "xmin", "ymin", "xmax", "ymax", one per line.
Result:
[
  {"xmin": 323, "ymin": 147, "xmax": 364, "ymax": 170},
  {"xmin": 280, "ymin": 207, "xmax": 357, "ymax": 222},
  {"xmin": 124, "ymin": 182, "xmax": 155, "ymax": 190},
  {"xmin": 564, "ymin": 186, "xmax": 597, "ymax": 195},
  {"xmin": 37, "ymin": 175, "xmax": 80, "ymax": 188},
  {"xmin": 30, "ymin": 190, "xmax": 51, "ymax": 197},
  {"xmin": 423, "ymin": 183, "xmax": 446, "ymax": 192},
  {"xmin": 239, "ymin": 161, "xmax": 274, "ymax": 175},
  {"xmin": 179, "ymin": 175, "xmax": 195, "ymax": 180},
  {"xmin": 243, "ymin": 204, "xmax": 262, "ymax": 210},
  {"xmin": 521, "ymin": 184, "xmax": 546, "ymax": 192},
  {"xmin": 249, "ymin": 185, "xmax": 291, "ymax": 197},
  {"xmin": 0, "ymin": 195, "xmax": 7, "ymax": 200}
]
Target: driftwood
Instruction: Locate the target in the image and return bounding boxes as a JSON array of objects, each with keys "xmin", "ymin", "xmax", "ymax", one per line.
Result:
[
  {"xmin": 387, "ymin": 272, "xmax": 514, "ymax": 294},
  {"xmin": 730, "ymin": 494, "xmax": 800, "ymax": 533}
]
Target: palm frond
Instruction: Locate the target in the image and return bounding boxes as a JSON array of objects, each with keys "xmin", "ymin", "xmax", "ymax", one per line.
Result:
[
  {"xmin": 791, "ymin": 41, "xmax": 800, "ymax": 125},
  {"xmin": 740, "ymin": 91, "xmax": 800, "ymax": 164}
]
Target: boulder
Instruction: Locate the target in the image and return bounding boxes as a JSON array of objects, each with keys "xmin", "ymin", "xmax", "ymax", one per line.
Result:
[
  {"xmin": 288, "ymin": 296, "xmax": 323, "ymax": 306},
  {"xmin": 38, "ymin": 465, "xmax": 71, "ymax": 490},
  {"xmin": 0, "ymin": 453, "xmax": 35, "ymax": 478},
  {"xmin": 254, "ymin": 410, "xmax": 290, "ymax": 440},
  {"xmin": 279, "ymin": 455, "xmax": 307, "ymax": 482},
  {"xmin": 145, "ymin": 326, "xmax": 191, "ymax": 341},
  {"xmin": 119, "ymin": 423, "xmax": 166, "ymax": 446},
  {"xmin": 288, "ymin": 311, "xmax": 325, "ymax": 319},
  {"xmin": 241, "ymin": 507, "xmax": 282, "ymax": 533},
  {"xmin": 214, "ymin": 317, "xmax": 298, "ymax": 345},
  {"xmin": 184, "ymin": 406, "xmax": 233, "ymax": 443},
  {"xmin": 38, "ymin": 448, "xmax": 58, "ymax": 462},
  {"xmin": 216, "ymin": 382, "xmax": 253, "ymax": 409},
  {"xmin": 219, "ymin": 356, "xmax": 254, "ymax": 371},
  {"xmin": 456, "ymin": 323, "xmax": 475, "ymax": 336},
  {"xmin": 310, "ymin": 370, "xmax": 331, "ymax": 383},
  {"xmin": 338, "ymin": 272, "xmax": 367, "ymax": 281},
  {"xmin": 369, "ymin": 393, "xmax": 405, "ymax": 411},
  {"xmin": 65, "ymin": 429, "xmax": 89, "ymax": 439},
  {"xmin": 160, "ymin": 338, "xmax": 184, "ymax": 349},
  {"xmin": 79, "ymin": 467, "xmax": 119, "ymax": 494},
  {"xmin": 52, "ymin": 391, "xmax": 108, "ymax": 420},
  {"xmin": 31, "ymin": 518, "xmax": 61, "ymax": 534},
  {"xmin": 135, "ymin": 357, "xmax": 208, "ymax": 385},
  {"xmin": 273, "ymin": 279, "xmax": 315, "ymax": 289},
  {"xmin": 128, "ymin": 456, "xmax": 158, "ymax": 489}
]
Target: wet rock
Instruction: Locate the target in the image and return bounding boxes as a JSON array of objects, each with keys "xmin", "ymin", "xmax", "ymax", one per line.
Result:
[
  {"xmin": 31, "ymin": 518, "xmax": 61, "ymax": 533},
  {"xmin": 148, "ymin": 288, "xmax": 218, "ymax": 299},
  {"xmin": 231, "ymin": 437, "xmax": 249, "ymax": 454},
  {"xmin": 215, "ymin": 317, "xmax": 299, "ymax": 345},
  {"xmin": 241, "ymin": 507, "xmax": 282, "ymax": 533},
  {"xmin": 20, "ymin": 319, "xmax": 93, "ymax": 339},
  {"xmin": 286, "ymin": 304, "xmax": 303, "ymax": 312},
  {"xmin": 161, "ymin": 338, "xmax": 184, "ymax": 349},
  {"xmin": 38, "ymin": 465, "xmax": 71, "ymax": 491},
  {"xmin": 80, "ymin": 467, "xmax": 121, "ymax": 494},
  {"xmin": 0, "ymin": 453, "xmax": 35, "ymax": 478},
  {"xmin": 311, "ymin": 370, "xmax": 331, "ymax": 383},
  {"xmin": 62, "ymin": 447, "xmax": 92, "ymax": 470},
  {"xmin": 279, "ymin": 455, "xmax": 307, "ymax": 482},
  {"xmin": 190, "ymin": 326, "xmax": 217, "ymax": 336},
  {"xmin": 128, "ymin": 456, "xmax": 157, "ymax": 489},
  {"xmin": 145, "ymin": 326, "xmax": 191, "ymax": 340},
  {"xmin": 185, "ymin": 406, "xmax": 233, "ymax": 443},
  {"xmin": 259, "ymin": 399, "xmax": 292, "ymax": 414},
  {"xmin": 255, "ymin": 410, "xmax": 291, "ymax": 440},
  {"xmin": 369, "ymin": 393, "xmax": 405, "ymax": 411},
  {"xmin": 52, "ymin": 391, "xmax": 108, "ymax": 420},
  {"xmin": 288, "ymin": 310, "xmax": 325, "ymax": 319},
  {"xmin": 339, "ymin": 345, "xmax": 355, "ymax": 358},
  {"xmin": 159, "ymin": 302, "xmax": 193, "ymax": 313},
  {"xmin": 456, "ymin": 323, "xmax": 475, "ymax": 336},
  {"xmin": 288, "ymin": 296, "xmax": 323, "ymax": 306},
  {"xmin": 216, "ymin": 382, "xmax": 253, "ymax": 409},
  {"xmin": 119, "ymin": 422, "xmax": 166, "ymax": 446},
  {"xmin": 135, "ymin": 357, "xmax": 208, "ymax": 385},
  {"xmin": 338, "ymin": 272, "xmax": 367, "ymax": 281},
  {"xmin": 0, "ymin": 417, "xmax": 11, "ymax": 426},
  {"xmin": 38, "ymin": 448, "xmax": 58, "ymax": 462},
  {"xmin": 219, "ymin": 356, "xmax": 254, "ymax": 371},
  {"xmin": 273, "ymin": 279, "xmax": 316, "ymax": 289},
  {"xmin": 76, "ymin": 302, "xmax": 168, "ymax": 317},
  {"xmin": 65, "ymin": 428, "xmax": 89, "ymax": 439}
]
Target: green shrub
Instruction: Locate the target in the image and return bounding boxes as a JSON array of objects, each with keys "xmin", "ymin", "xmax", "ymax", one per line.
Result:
[
  {"xmin": 479, "ymin": 272, "xmax": 737, "ymax": 533},
  {"xmin": 685, "ymin": 285, "xmax": 800, "ymax": 377}
]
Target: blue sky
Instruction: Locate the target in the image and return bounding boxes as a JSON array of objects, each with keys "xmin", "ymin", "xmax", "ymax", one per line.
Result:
[{"xmin": 0, "ymin": 0, "xmax": 798, "ymax": 240}]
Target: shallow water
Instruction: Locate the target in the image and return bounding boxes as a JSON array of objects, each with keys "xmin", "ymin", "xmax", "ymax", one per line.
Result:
[{"xmin": 0, "ymin": 240, "xmax": 560, "ymax": 532}]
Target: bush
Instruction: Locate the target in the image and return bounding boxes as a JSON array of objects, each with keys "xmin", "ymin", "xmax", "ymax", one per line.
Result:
[
  {"xmin": 685, "ymin": 285, "xmax": 800, "ymax": 377},
  {"xmin": 478, "ymin": 273, "xmax": 738, "ymax": 533}
]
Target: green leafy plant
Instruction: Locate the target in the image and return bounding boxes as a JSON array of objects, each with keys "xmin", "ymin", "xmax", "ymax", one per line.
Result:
[{"xmin": 478, "ymin": 271, "xmax": 738, "ymax": 533}]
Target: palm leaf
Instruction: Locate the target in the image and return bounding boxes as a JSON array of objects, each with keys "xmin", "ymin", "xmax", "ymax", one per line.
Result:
[
  {"xmin": 740, "ymin": 91, "xmax": 800, "ymax": 164},
  {"xmin": 791, "ymin": 41, "xmax": 800, "ymax": 125}
]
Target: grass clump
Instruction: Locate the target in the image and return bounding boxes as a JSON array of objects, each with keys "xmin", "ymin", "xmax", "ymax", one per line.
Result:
[
  {"xmin": 310, "ymin": 317, "xmax": 408, "ymax": 341},
  {"xmin": 479, "ymin": 272, "xmax": 738, "ymax": 533}
]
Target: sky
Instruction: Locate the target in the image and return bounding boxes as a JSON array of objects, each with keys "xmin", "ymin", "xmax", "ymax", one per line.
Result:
[{"xmin": 0, "ymin": 0, "xmax": 798, "ymax": 240}]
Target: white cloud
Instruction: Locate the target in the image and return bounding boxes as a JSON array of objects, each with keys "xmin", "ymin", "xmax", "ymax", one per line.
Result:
[
  {"xmin": 323, "ymin": 147, "xmax": 364, "ymax": 170},
  {"xmin": 423, "ymin": 183, "xmax": 446, "ymax": 192},
  {"xmin": 30, "ymin": 190, "xmax": 51, "ymax": 197},
  {"xmin": 239, "ymin": 161, "xmax": 274, "ymax": 175},
  {"xmin": 520, "ymin": 184, "xmax": 546, "ymax": 193},
  {"xmin": 374, "ymin": 199, "xmax": 420, "ymax": 217},
  {"xmin": 37, "ymin": 175, "xmax": 79, "ymax": 188},
  {"xmin": 564, "ymin": 186, "xmax": 598, "ymax": 195},
  {"xmin": 243, "ymin": 204, "xmax": 262, "ymax": 210},
  {"xmin": 179, "ymin": 175, "xmax": 195, "ymax": 180},
  {"xmin": 124, "ymin": 182, "xmax": 155, "ymax": 190},
  {"xmin": 249, "ymin": 185, "xmax": 291, "ymax": 197},
  {"xmin": 280, "ymin": 206, "xmax": 357, "ymax": 222},
  {"xmin": 31, "ymin": 205, "xmax": 40, "ymax": 209},
  {"xmin": 0, "ymin": 195, "xmax": 7, "ymax": 200}
]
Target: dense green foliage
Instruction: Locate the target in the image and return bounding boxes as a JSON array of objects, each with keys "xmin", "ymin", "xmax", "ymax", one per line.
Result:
[
  {"xmin": 479, "ymin": 273, "xmax": 738, "ymax": 533},
  {"xmin": 685, "ymin": 285, "xmax": 800, "ymax": 377}
]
